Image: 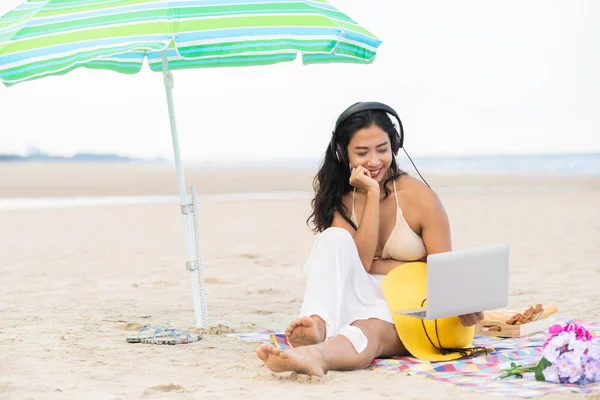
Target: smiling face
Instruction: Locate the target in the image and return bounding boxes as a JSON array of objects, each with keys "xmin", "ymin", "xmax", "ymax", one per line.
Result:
[{"xmin": 346, "ymin": 124, "xmax": 393, "ymax": 182}]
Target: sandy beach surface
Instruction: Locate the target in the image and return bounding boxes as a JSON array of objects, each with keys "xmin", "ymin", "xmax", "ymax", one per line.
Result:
[{"xmin": 1, "ymin": 162, "xmax": 599, "ymax": 400}]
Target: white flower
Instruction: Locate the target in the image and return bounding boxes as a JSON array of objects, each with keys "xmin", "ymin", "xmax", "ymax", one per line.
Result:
[
  {"xmin": 589, "ymin": 345, "xmax": 600, "ymax": 361},
  {"xmin": 543, "ymin": 365, "xmax": 560, "ymax": 383},
  {"xmin": 543, "ymin": 343, "xmax": 560, "ymax": 363},
  {"xmin": 550, "ymin": 332, "xmax": 571, "ymax": 348},
  {"xmin": 569, "ymin": 340, "xmax": 590, "ymax": 359},
  {"xmin": 556, "ymin": 354, "xmax": 573, "ymax": 379}
]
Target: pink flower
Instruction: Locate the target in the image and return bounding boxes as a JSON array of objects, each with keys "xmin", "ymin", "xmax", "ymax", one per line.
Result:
[
  {"xmin": 544, "ymin": 322, "xmax": 593, "ymax": 349},
  {"xmin": 544, "ymin": 324, "xmax": 565, "ymax": 349},
  {"xmin": 563, "ymin": 323, "xmax": 593, "ymax": 341},
  {"xmin": 549, "ymin": 324, "xmax": 564, "ymax": 336},
  {"xmin": 576, "ymin": 327, "xmax": 592, "ymax": 341}
]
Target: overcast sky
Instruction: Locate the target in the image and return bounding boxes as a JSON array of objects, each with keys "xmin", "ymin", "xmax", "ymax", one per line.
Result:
[{"xmin": 0, "ymin": 0, "xmax": 598, "ymax": 162}]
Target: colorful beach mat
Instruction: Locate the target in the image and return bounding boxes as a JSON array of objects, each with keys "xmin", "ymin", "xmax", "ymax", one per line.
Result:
[
  {"xmin": 229, "ymin": 319, "xmax": 600, "ymax": 398},
  {"xmin": 372, "ymin": 346, "xmax": 600, "ymax": 398}
]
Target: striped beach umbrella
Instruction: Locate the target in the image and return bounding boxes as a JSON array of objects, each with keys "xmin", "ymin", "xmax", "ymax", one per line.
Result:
[
  {"xmin": 0, "ymin": 0, "xmax": 382, "ymax": 329},
  {"xmin": 0, "ymin": 1, "xmax": 381, "ymax": 85}
]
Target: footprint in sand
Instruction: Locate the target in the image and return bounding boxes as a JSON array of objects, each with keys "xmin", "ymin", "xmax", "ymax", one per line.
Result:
[
  {"xmin": 205, "ymin": 277, "xmax": 229, "ymax": 285},
  {"xmin": 240, "ymin": 253, "xmax": 277, "ymax": 267},
  {"xmin": 132, "ymin": 280, "xmax": 176, "ymax": 288},
  {"xmin": 240, "ymin": 253, "xmax": 261, "ymax": 260},
  {"xmin": 273, "ymin": 373, "xmax": 323, "ymax": 384},
  {"xmin": 0, "ymin": 382, "xmax": 13, "ymax": 394},
  {"xmin": 120, "ymin": 322, "xmax": 142, "ymax": 331},
  {"xmin": 152, "ymin": 280, "xmax": 176, "ymax": 288},
  {"xmin": 204, "ymin": 324, "xmax": 235, "ymax": 335},
  {"xmin": 144, "ymin": 384, "xmax": 185, "ymax": 394},
  {"xmin": 252, "ymin": 310, "xmax": 274, "ymax": 315},
  {"xmin": 509, "ymin": 288, "xmax": 538, "ymax": 296},
  {"xmin": 257, "ymin": 258, "xmax": 276, "ymax": 267},
  {"xmin": 247, "ymin": 288, "xmax": 281, "ymax": 295}
]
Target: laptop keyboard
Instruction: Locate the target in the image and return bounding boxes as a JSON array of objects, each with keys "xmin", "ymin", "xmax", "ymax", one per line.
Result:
[{"xmin": 407, "ymin": 310, "xmax": 427, "ymax": 318}]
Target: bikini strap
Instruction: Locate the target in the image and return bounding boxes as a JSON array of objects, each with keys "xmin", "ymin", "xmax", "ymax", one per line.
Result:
[{"xmin": 393, "ymin": 179, "xmax": 400, "ymax": 209}]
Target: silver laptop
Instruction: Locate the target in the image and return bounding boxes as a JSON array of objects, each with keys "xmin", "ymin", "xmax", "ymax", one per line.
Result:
[{"xmin": 395, "ymin": 243, "xmax": 509, "ymax": 320}]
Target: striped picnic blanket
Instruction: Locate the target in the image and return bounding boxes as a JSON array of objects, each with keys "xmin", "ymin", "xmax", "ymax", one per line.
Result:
[{"xmin": 229, "ymin": 318, "xmax": 600, "ymax": 398}]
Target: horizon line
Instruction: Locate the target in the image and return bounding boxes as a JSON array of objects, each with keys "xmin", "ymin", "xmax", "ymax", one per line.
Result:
[{"xmin": 1, "ymin": 150, "xmax": 599, "ymax": 164}]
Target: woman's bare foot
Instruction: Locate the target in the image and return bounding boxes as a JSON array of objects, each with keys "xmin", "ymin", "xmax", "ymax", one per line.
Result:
[
  {"xmin": 284, "ymin": 316, "xmax": 326, "ymax": 347},
  {"xmin": 256, "ymin": 344, "xmax": 325, "ymax": 377}
]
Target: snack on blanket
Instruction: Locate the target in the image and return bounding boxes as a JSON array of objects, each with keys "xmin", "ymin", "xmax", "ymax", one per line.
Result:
[
  {"xmin": 506, "ymin": 313, "xmax": 522, "ymax": 325},
  {"xmin": 483, "ymin": 304, "xmax": 558, "ymax": 326},
  {"xmin": 517, "ymin": 306, "xmax": 535, "ymax": 324},
  {"xmin": 530, "ymin": 304, "xmax": 544, "ymax": 321},
  {"xmin": 541, "ymin": 305, "xmax": 558, "ymax": 319}
]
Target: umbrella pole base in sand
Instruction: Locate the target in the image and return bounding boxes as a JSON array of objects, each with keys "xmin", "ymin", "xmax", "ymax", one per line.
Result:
[{"xmin": 161, "ymin": 48, "xmax": 208, "ymax": 329}]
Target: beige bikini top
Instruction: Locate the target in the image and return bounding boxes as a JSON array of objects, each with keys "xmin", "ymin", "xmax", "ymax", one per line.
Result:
[{"xmin": 350, "ymin": 179, "xmax": 427, "ymax": 262}]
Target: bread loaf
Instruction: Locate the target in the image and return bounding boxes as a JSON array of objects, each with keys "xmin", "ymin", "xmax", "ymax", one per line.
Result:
[
  {"xmin": 482, "ymin": 304, "xmax": 558, "ymax": 325},
  {"xmin": 541, "ymin": 305, "xmax": 558, "ymax": 319}
]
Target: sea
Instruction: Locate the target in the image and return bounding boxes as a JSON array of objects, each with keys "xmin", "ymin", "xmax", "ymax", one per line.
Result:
[
  {"xmin": 398, "ymin": 153, "xmax": 600, "ymax": 177},
  {"xmin": 0, "ymin": 153, "xmax": 598, "ymax": 211},
  {"xmin": 220, "ymin": 153, "xmax": 599, "ymax": 177}
]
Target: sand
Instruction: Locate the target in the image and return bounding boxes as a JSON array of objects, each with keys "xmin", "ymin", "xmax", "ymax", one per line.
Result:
[{"xmin": 0, "ymin": 162, "xmax": 599, "ymax": 400}]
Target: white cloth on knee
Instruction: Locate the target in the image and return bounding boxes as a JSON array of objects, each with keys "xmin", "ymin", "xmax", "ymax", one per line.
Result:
[
  {"xmin": 299, "ymin": 227, "xmax": 393, "ymax": 339},
  {"xmin": 338, "ymin": 325, "xmax": 369, "ymax": 353}
]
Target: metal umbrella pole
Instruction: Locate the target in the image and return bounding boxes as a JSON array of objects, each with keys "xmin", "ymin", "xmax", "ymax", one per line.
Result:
[{"xmin": 160, "ymin": 48, "xmax": 208, "ymax": 329}]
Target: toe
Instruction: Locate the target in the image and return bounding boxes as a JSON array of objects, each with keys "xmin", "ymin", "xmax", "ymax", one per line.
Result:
[
  {"xmin": 256, "ymin": 344, "xmax": 268, "ymax": 362},
  {"xmin": 284, "ymin": 325, "xmax": 295, "ymax": 337},
  {"xmin": 285, "ymin": 318, "xmax": 302, "ymax": 334},
  {"xmin": 265, "ymin": 344, "xmax": 282, "ymax": 356}
]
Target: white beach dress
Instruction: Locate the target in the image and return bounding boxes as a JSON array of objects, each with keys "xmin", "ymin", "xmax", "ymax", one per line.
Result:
[{"xmin": 298, "ymin": 227, "xmax": 393, "ymax": 339}]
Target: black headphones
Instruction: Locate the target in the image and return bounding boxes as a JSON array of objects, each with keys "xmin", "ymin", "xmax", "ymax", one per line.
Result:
[
  {"xmin": 330, "ymin": 101, "xmax": 403, "ymax": 164},
  {"xmin": 329, "ymin": 101, "xmax": 431, "ymax": 188}
]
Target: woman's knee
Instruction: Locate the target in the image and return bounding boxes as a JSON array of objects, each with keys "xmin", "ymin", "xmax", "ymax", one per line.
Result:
[
  {"xmin": 346, "ymin": 320, "xmax": 380, "ymax": 359},
  {"xmin": 351, "ymin": 319, "xmax": 404, "ymax": 359},
  {"xmin": 336, "ymin": 325, "xmax": 377, "ymax": 369}
]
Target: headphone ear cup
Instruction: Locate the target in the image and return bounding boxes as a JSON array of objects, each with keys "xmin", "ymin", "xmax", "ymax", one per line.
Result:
[{"xmin": 395, "ymin": 132, "xmax": 402, "ymax": 154}]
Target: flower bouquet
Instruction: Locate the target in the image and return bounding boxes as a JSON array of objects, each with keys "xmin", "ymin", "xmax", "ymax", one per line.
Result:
[{"xmin": 499, "ymin": 322, "xmax": 600, "ymax": 385}]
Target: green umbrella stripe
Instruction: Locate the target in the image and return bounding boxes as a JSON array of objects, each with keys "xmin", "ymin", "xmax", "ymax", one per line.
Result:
[
  {"xmin": 2, "ymin": 29, "xmax": 377, "ymax": 69},
  {"xmin": 1, "ymin": 43, "xmax": 156, "ymax": 77},
  {"xmin": 2, "ymin": 14, "xmax": 373, "ymax": 55},
  {"xmin": 1, "ymin": 0, "xmax": 381, "ymax": 87},
  {"xmin": 10, "ymin": 0, "xmax": 345, "ymax": 20},
  {"xmin": 147, "ymin": 52, "xmax": 299, "ymax": 70},
  {"xmin": 176, "ymin": 39, "xmax": 375, "ymax": 58},
  {"xmin": 2, "ymin": 41, "xmax": 374, "ymax": 83},
  {"xmin": 5, "ymin": 6, "xmax": 354, "ymax": 40}
]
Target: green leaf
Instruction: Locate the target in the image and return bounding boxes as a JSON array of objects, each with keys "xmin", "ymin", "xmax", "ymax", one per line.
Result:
[{"xmin": 535, "ymin": 357, "xmax": 552, "ymax": 381}]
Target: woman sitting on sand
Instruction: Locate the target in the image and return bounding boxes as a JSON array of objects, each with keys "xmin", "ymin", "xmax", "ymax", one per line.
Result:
[{"xmin": 256, "ymin": 102, "xmax": 484, "ymax": 376}]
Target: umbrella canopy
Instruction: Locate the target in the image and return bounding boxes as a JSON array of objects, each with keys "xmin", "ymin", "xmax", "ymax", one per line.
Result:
[
  {"xmin": 0, "ymin": 0, "xmax": 382, "ymax": 329},
  {"xmin": 0, "ymin": 0, "xmax": 381, "ymax": 86}
]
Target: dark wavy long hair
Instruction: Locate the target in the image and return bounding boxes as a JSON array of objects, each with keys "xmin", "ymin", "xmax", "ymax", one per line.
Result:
[{"xmin": 307, "ymin": 110, "xmax": 406, "ymax": 234}]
